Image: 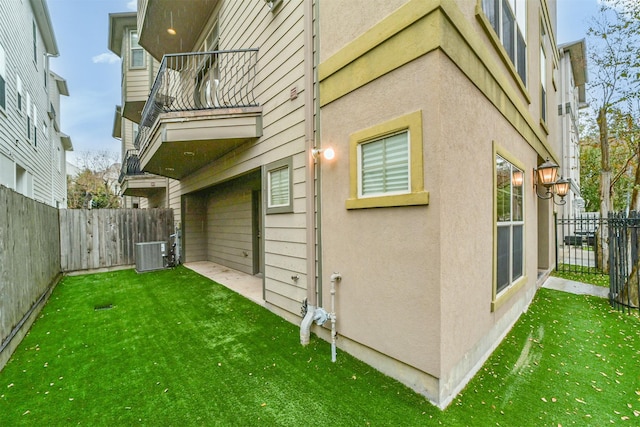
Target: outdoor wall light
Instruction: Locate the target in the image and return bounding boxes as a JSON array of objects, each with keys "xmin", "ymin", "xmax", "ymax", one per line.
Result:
[
  {"xmin": 534, "ymin": 158, "xmax": 569, "ymax": 205},
  {"xmin": 312, "ymin": 147, "xmax": 335, "ymax": 161},
  {"xmin": 167, "ymin": 12, "xmax": 177, "ymax": 35}
]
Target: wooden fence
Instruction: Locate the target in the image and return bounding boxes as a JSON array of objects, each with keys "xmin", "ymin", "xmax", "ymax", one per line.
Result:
[
  {"xmin": 0, "ymin": 186, "xmax": 61, "ymax": 369},
  {"xmin": 59, "ymin": 208, "xmax": 174, "ymax": 272}
]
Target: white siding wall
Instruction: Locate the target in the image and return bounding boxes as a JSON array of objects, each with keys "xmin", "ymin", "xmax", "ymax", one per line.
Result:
[{"xmin": 0, "ymin": 0, "xmax": 67, "ymax": 207}]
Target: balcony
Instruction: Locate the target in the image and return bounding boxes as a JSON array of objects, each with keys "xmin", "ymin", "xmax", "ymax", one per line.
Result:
[
  {"xmin": 137, "ymin": 0, "xmax": 220, "ymax": 61},
  {"xmin": 119, "ymin": 149, "xmax": 167, "ymax": 198},
  {"xmin": 135, "ymin": 49, "xmax": 262, "ymax": 180}
]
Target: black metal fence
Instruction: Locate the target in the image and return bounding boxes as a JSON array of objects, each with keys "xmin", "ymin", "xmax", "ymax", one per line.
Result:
[
  {"xmin": 608, "ymin": 211, "xmax": 640, "ymax": 314},
  {"xmin": 555, "ymin": 212, "xmax": 640, "ymax": 314},
  {"xmin": 555, "ymin": 213, "xmax": 605, "ymax": 274}
]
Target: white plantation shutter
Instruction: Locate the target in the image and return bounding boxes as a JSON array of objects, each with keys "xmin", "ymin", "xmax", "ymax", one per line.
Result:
[
  {"xmin": 269, "ymin": 166, "xmax": 289, "ymax": 207},
  {"xmin": 360, "ymin": 131, "xmax": 409, "ymax": 196}
]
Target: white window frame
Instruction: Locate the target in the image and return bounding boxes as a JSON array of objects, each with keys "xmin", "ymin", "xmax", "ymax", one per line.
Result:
[
  {"xmin": 129, "ymin": 30, "xmax": 145, "ymax": 69},
  {"xmin": 0, "ymin": 44, "xmax": 6, "ymax": 112},
  {"xmin": 264, "ymin": 157, "xmax": 293, "ymax": 214}
]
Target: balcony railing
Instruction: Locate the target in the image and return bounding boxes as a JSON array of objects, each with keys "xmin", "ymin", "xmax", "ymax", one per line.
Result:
[
  {"xmin": 135, "ymin": 49, "xmax": 259, "ymax": 154},
  {"xmin": 118, "ymin": 149, "xmax": 144, "ymax": 184}
]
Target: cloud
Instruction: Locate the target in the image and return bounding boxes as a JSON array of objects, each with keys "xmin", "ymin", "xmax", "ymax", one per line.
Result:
[
  {"xmin": 127, "ymin": 1, "xmax": 137, "ymax": 11},
  {"xmin": 92, "ymin": 52, "xmax": 119, "ymax": 64}
]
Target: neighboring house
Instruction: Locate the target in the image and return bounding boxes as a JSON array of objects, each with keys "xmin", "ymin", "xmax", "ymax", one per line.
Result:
[
  {"xmin": 557, "ymin": 39, "xmax": 588, "ymax": 216},
  {"xmin": 108, "ymin": 12, "xmax": 173, "ymax": 210},
  {"xmin": 118, "ymin": 0, "xmax": 569, "ymax": 408},
  {"xmin": 0, "ymin": 0, "xmax": 72, "ymax": 208}
]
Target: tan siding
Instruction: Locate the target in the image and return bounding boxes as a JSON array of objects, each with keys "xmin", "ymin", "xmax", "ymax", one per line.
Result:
[
  {"xmin": 183, "ymin": 194, "xmax": 207, "ymax": 262},
  {"xmin": 125, "ymin": 68, "xmax": 152, "ymax": 101}
]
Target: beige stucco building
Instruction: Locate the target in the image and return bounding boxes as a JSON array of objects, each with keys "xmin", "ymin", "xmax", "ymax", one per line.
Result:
[{"xmin": 113, "ymin": 0, "xmax": 572, "ymax": 408}]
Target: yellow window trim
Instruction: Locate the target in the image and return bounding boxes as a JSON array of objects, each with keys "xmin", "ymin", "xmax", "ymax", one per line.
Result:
[
  {"xmin": 492, "ymin": 143, "xmax": 527, "ymax": 312},
  {"xmin": 346, "ymin": 110, "xmax": 428, "ymax": 210}
]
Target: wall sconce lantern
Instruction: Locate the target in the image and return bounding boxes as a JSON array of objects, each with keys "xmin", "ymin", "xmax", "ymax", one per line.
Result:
[{"xmin": 534, "ymin": 158, "xmax": 568, "ymax": 205}]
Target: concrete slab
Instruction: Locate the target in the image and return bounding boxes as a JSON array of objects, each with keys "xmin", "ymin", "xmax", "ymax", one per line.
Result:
[
  {"xmin": 184, "ymin": 261, "xmax": 264, "ymax": 306},
  {"xmin": 542, "ymin": 276, "xmax": 609, "ymax": 299}
]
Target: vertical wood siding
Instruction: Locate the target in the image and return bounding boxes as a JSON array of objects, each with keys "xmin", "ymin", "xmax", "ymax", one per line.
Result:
[{"xmin": 59, "ymin": 208, "xmax": 173, "ymax": 272}]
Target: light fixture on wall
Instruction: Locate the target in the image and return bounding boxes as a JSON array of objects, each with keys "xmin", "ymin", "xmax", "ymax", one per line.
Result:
[
  {"xmin": 167, "ymin": 11, "xmax": 177, "ymax": 35},
  {"xmin": 534, "ymin": 158, "xmax": 569, "ymax": 205},
  {"xmin": 312, "ymin": 147, "xmax": 335, "ymax": 161}
]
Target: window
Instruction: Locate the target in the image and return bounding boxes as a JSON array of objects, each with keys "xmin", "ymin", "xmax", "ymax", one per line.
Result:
[
  {"xmin": 495, "ymin": 154, "xmax": 524, "ymax": 298},
  {"xmin": 540, "ymin": 23, "xmax": 548, "ymax": 123},
  {"xmin": 0, "ymin": 151, "xmax": 13, "ymax": 188},
  {"xmin": 16, "ymin": 75, "xmax": 22, "ymax": 113},
  {"xmin": 0, "ymin": 44, "xmax": 5, "ymax": 110},
  {"xmin": 33, "ymin": 102, "xmax": 38, "ymax": 147},
  {"xmin": 346, "ymin": 110, "xmax": 429, "ymax": 209},
  {"xmin": 482, "ymin": 0, "xmax": 527, "ymax": 84},
  {"xmin": 57, "ymin": 145, "xmax": 62, "ymax": 172},
  {"xmin": 264, "ymin": 157, "xmax": 293, "ymax": 214},
  {"xmin": 129, "ymin": 31, "xmax": 144, "ymax": 68},
  {"xmin": 33, "ymin": 21, "xmax": 37, "ymax": 65},
  {"xmin": 359, "ymin": 131, "xmax": 409, "ymax": 196},
  {"xmin": 26, "ymin": 93, "xmax": 31, "ymax": 140}
]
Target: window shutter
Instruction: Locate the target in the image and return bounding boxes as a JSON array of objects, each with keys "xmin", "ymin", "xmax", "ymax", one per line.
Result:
[
  {"xmin": 269, "ymin": 166, "xmax": 289, "ymax": 207},
  {"xmin": 361, "ymin": 132, "xmax": 409, "ymax": 195}
]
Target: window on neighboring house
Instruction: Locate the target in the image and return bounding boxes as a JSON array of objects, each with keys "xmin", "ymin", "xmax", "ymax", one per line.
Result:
[
  {"xmin": 482, "ymin": 0, "xmax": 527, "ymax": 84},
  {"xmin": 0, "ymin": 44, "xmax": 6, "ymax": 110},
  {"xmin": 133, "ymin": 122, "xmax": 139, "ymax": 143},
  {"xmin": 15, "ymin": 164, "xmax": 33, "ymax": 197},
  {"xmin": 57, "ymin": 145, "xmax": 62, "ymax": 172},
  {"xmin": 16, "ymin": 75, "xmax": 22, "ymax": 113},
  {"xmin": 264, "ymin": 157, "xmax": 293, "ymax": 214},
  {"xmin": 33, "ymin": 102, "xmax": 38, "ymax": 147},
  {"xmin": 26, "ymin": 93, "xmax": 31, "ymax": 140},
  {"xmin": 346, "ymin": 110, "xmax": 429, "ymax": 209},
  {"xmin": 495, "ymin": 154, "xmax": 524, "ymax": 298},
  {"xmin": 0, "ymin": 151, "xmax": 13, "ymax": 189},
  {"xmin": 129, "ymin": 30, "xmax": 144, "ymax": 68},
  {"xmin": 33, "ymin": 21, "xmax": 37, "ymax": 66}
]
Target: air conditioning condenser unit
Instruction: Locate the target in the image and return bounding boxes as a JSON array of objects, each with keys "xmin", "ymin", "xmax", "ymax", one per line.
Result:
[{"xmin": 135, "ymin": 241, "xmax": 167, "ymax": 273}]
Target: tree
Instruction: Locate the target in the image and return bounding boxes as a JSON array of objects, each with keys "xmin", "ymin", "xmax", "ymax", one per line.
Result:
[
  {"xmin": 67, "ymin": 151, "xmax": 121, "ymax": 209},
  {"xmin": 586, "ymin": 0, "xmax": 640, "ymax": 271}
]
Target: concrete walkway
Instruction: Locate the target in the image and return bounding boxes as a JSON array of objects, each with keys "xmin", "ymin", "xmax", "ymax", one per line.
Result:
[
  {"xmin": 542, "ymin": 276, "xmax": 609, "ymax": 298},
  {"xmin": 184, "ymin": 261, "xmax": 265, "ymax": 306}
]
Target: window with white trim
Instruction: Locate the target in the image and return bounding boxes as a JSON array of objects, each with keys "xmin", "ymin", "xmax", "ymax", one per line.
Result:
[
  {"xmin": 0, "ymin": 44, "xmax": 6, "ymax": 111},
  {"xmin": 265, "ymin": 157, "xmax": 293, "ymax": 214},
  {"xmin": 32, "ymin": 21, "xmax": 38, "ymax": 66},
  {"xmin": 129, "ymin": 30, "xmax": 144, "ymax": 68},
  {"xmin": 540, "ymin": 23, "xmax": 548, "ymax": 123},
  {"xmin": 26, "ymin": 92, "xmax": 31, "ymax": 140},
  {"xmin": 496, "ymin": 154, "xmax": 524, "ymax": 295},
  {"xmin": 16, "ymin": 75, "xmax": 23, "ymax": 113},
  {"xmin": 482, "ymin": 0, "xmax": 527, "ymax": 84},
  {"xmin": 358, "ymin": 131, "xmax": 409, "ymax": 197}
]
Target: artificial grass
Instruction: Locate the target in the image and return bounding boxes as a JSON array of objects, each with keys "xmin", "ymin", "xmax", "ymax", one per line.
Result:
[{"xmin": 1, "ymin": 267, "xmax": 639, "ymax": 425}]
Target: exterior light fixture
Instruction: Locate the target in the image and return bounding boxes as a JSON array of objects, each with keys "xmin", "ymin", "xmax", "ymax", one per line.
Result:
[
  {"xmin": 312, "ymin": 147, "xmax": 335, "ymax": 161},
  {"xmin": 167, "ymin": 12, "xmax": 176, "ymax": 35},
  {"xmin": 534, "ymin": 158, "xmax": 568, "ymax": 205}
]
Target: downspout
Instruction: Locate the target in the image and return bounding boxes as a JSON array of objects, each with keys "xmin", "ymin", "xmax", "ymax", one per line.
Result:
[{"xmin": 300, "ymin": 0, "xmax": 317, "ymax": 345}]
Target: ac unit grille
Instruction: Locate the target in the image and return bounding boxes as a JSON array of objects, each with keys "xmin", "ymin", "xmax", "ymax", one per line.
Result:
[{"xmin": 135, "ymin": 241, "xmax": 167, "ymax": 273}]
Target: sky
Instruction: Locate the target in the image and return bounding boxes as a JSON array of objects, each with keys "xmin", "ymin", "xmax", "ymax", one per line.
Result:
[{"xmin": 44, "ymin": 0, "xmax": 601, "ymax": 165}]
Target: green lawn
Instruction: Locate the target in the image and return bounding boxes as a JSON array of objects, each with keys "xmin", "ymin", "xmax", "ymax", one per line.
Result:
[{"xmin": 1, "ymin": 267, "xmax": 638, "ymax": 426}]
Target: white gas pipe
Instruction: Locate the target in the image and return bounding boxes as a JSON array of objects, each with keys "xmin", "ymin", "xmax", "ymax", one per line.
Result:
[{"xmin": 329, "ymin": 272, "xmax": 341, "ymax": 362}]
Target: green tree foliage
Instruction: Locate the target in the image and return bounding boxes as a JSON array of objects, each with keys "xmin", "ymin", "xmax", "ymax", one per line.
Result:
[{"xmin": 66, "ymin": 151, "xmax": 121, "ymax": 209}]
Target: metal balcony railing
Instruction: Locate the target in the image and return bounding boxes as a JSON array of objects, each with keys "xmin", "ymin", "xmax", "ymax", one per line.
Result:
[
  {"xmin": 135, "ymin": 49, "xmax": 259, "ymax": 153},
  {"xmin": 118, "ymin": 149, "xmax": 144, "ymax": 184}
]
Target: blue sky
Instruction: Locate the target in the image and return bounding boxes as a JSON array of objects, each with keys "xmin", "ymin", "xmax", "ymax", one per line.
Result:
[{"xmin": 45, "ymin": 0, "xmax": 599, "ymax": 165}]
